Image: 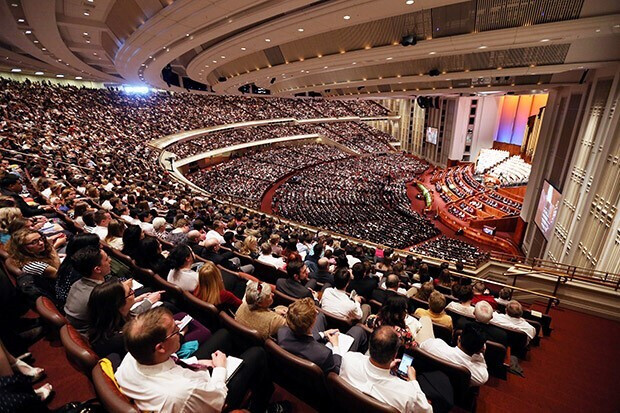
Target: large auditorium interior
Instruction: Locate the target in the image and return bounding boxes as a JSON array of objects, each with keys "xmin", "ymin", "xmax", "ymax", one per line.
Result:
[{"xmin": 0, "ymin": 0, "xmax": 618, "ymax": 412}]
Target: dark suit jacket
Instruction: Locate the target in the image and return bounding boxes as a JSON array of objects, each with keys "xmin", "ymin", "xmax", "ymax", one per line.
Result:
[
  {"xmin": 347, "ymin": 277, "xmax": 378, "ymax": 301},
  {"xmin": 276, "ymin": 326, "xmax": 341, "ymax": 374},
  {"xmin": 1, "ymin": 188, "xmax": 45, "ymax": 217},
  {"xmin": 276, "ymin": 278, "xmax": 313, "ymax": 299},
  {"xmin": 370, "ymin": 287, "xmax": 399, "ymax": 304},
  {"xmin": 311, "ymin": 270, "xmax": 334, "ymax": 285},
  {"xmin": 456, "ymin": 319, "xmax": 508, "ymax": 346}
]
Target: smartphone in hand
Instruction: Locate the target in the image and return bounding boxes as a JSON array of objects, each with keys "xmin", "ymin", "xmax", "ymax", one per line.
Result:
[{"xmin": 396, "ymin": 353, "xmax": 414, "ymax": 379}]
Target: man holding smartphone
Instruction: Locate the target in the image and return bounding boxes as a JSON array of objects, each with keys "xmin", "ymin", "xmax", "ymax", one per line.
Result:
[{"xmin": 339, "ymin": 326, "xmax": 433, "ymax": 413}]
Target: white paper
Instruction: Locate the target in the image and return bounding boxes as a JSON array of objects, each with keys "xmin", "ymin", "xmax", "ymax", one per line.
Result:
[
  {"xmin": 226, "ymin": 356, "xmax": 243, "ymax": 382},
  {"xmin": 530, "ymin": 310, "xmax": 542, "ymax": 318},
  {"xmin": 132, "ymin": 279, "xmax": 143, "ymax": 290},
  {"xmin": 325, "ymin": 333, "xmax": 355, "ymax": 353}
]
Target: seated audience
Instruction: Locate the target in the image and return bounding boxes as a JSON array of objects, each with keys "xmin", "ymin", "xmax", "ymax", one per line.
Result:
[
  {"xmin": 115, "ymin": 307, "xmax": 278, "ymax": 412},
  {"xmin": 235, "ymin": 281, "xmax": 287, "ymax": 340},
  {"xmin": 0, "ymin": 173, "xmax": 53, "ymax": 217},
  {"xmin": 414, "ymin": 291, "xmax": 453, "ymax": 331},
  {"xmin": 257, "ymin": 242, "xmax": 285, "ymax": 269},
  {"xmin": 496, "ymin": 287, "xmax": 512, "ymax": 307},
  {"xmin": 490, "ymin": 300, "xmax": 536, "ymax": 342},
  {"xmin": 417, "ymin": 316, "xmax": 489, "ymax": 386},
  {"xmin": 366, "ymin": 295, "xmax": 421, "ymax": 350},
  {"xmin": 166, "ymin": 244, "xmax": 199, "ymax": 292},
  {"xmin": 277, "ymin": 298, "xmax": 368, "ymax": 374},
  {"xmin": 276, "ymin": 261, "xmax": 317, "ymax": 300},
  {"xmin": 104, "ymin": 219, "xmax": 125, "ymax": 250},
  {"xmin": 193, "ymin": 262, "xmax": 242, "ymax": 311},
  {"xmin": 55, "ymin": 233, "xmax": 101, "ymax": 306},
  {"xmin": 457, "ymin": 302, "xmax": 508, "ymax": 346},
  {"xmin": 414, "ymin": 282, "xmax": 435, "ymax": 302},
  {"xmin": 320, "ymin": 268, "xmax": 370, "ymax": 322},
  {"xmin": 371, "ymin": 274, "xmax": 402, "ymax": 304},
  {"xmin": 121, "ymin": 224, "xmax": 144, "ymax": 260},
  {"xmin": 7, "ymin": 228, "xmax": 60, "ymax": 302},
  {"xmin": 92, "ymin": 209, "xmax": 111, "ymax": 240},
  {"xmin": 310, "ymin": 257, "xmax": 334, "ymax": 286},
  {"xmin": 471, "ymin": 281, "xmax": 498, "ymax": 309},
  {"xmin": 346, "ymin": 261, "xmax": 378, "ymax": 301},
  {"xmin": 134, "ymin": 237, "xmax": 168, "ymax": 277},
  {"xmin": 446, "ymin": 284, "xmax": 475, "ymax": 317},
  {"xmin": 339, "ymin": 326, "xmax": 437, "ymax": 413}
]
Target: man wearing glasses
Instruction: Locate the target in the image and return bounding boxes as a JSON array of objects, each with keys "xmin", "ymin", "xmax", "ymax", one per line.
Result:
[{"xmin": 116, "ymin": 307, "xmax": 280, "ymax": 413}]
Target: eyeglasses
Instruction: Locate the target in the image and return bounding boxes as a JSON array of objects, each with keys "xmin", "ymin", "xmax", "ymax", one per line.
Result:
[
  {"xmin": 125, "ymin": 288, "xmax": 134, "ymax": 298},
  {"xmin": 25, "ymin": 236, "xmax": 44, "ymax": 246},
  {"xmin": 257, "ymin": 282, "xmax": 263, "ymax": 294},
  {"xmin": 163, "ymin": 326, "xmax": 181, "ymax": 341}
]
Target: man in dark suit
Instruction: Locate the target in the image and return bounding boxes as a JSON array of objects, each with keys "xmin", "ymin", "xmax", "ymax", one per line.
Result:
[
  {"xmin": 0, "ymin": 173, "xmax": 54, "ymax": 217},
  {"xmin": 277, "ymin": 298, "xmax": 368, "ymax": 374},
  {"xmin": 457, "ymin": 301, "xmax": 508, "ymax": 346},
  {"xmin": 310, "ymin": 258, "xmax": 334, "ymax": 286},
  {"xmin": 346, "ymin": 262, "xmax": 378, "ymax": 301},
  {"xmin": 370, "ymin": 274, "xmax": 401, "ymax": 305},
  {"xmin": 276, "ymin": 261, "xmax": 317, "ymax": 300}
]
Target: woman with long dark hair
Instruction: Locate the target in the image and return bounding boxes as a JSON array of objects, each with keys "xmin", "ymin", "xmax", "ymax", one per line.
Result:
[{"xmin": 366, "ymin": 295, "xmax": 420, "ymax": 350}]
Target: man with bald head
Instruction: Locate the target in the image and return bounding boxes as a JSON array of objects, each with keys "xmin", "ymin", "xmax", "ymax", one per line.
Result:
[
  {"xmin": 371, "ymin": 273, "xmax": 402, "ymax": 304},
  {"xmin": 457, "ymin": 301, "xmax": 508, "ymax": 346},
  {"xmin": 310, "ymin": 257, "xmax": 334, "ymax": 286}
]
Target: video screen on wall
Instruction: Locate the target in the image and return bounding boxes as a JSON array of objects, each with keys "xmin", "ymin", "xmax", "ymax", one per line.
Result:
[
  {"xmin": 426, "ymin": 127, "xmax": 438, "ymax": 144},
  {"xmin": 534, "ymin": 180, "xmax": 562, "ymax": 240}
]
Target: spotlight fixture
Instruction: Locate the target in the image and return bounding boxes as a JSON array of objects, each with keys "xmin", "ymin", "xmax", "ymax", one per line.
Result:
[{"xmin": 400, "ymin": 34, "xmax": 417, "ymax": 46}]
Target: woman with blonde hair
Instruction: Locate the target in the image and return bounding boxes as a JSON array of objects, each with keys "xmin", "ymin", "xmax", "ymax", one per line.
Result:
[
  {"xmin": 239, "ymin": 235, "xmax": 259, "ymax": 259},
  {"xmin": 7, "ymin": 228, "xmax": 61, "ymax": 302},
  {"xmin": 0, "ymin": 207, "xmax": 22, "ymax": 244},
  {"xmin": 193, "ymin": 261, "xmax": 241, "ymax": 310}
]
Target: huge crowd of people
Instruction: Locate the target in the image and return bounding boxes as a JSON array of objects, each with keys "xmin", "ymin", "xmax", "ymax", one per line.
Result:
[
  {"xmin": 273, "ymin": 153, "xmax": 440, "ymax": 248},
  {"xmin": 412, "ymin": 236, "xmax": 491, "ymax": 267},
  {"xmin": 188, "ymin": 143, "xmax": 350, "ymax": 209},
  {"xmin": 0, "ymin": 77, "xmax": 544, "ymax": 413}
]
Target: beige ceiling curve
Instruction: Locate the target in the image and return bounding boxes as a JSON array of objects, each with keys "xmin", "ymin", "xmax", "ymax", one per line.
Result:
[
  {"xmin": 212, "ymin": 14, "xmax": 620, "ymax": 95},
  {"xmin": 0, "ymin": 1, "xmax": 76, "ymax": 75},
  {"xmin": 21, "ymin": 0, "xmax": 120, "ymax": 81},
  {"xmin": 115, "ymin": 0, "xmax": 311, "ymax": 87},
  {"xmin": 185, "ymin": 0, "xmax": 463, "ymax": 89}
]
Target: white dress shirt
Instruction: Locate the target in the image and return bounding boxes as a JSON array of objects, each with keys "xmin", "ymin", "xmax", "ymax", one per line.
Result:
[
  {"xmin": 320, "ymin": 288, "xmax": 362, "ymax": 320},
  {"xmin": 167, "ymin": 268, "xmax": 199, "ymax": 291},
  {"xmin": 490, "ymin": 313, "xmax": 536, "ymax": 340},
  {"xmin": 339, "ymin": 352, "xmax": 432, "ymax": 413},
  {"xmin": 446, "ymin": 301, "xmax": 475, "ymax": 318},
  {"xmin": 205, "ymin": 230, "xmax": 225, "ymax": 244},
  {"xmin": 256, "ymin": 254, "xmax": 285, "ymax": 270},
  {"xmin": 115, "ymin": 353, "xmax": 228, "ymax": 413},
  {"xmin": 92, "ymin": 225, "xmax": 108, "ymax": 240},
  {"xmin": 419, "ymin": 338, "xmax": 488, "ymax": 386}
]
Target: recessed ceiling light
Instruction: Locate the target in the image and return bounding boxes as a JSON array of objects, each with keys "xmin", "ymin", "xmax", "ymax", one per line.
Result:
[
  {"xmin": 595, "ymin": 29, "xmax": 601, "ymax": 33},
  {"xmin": 11, "ymin": 3, "xmax": 18, "ymax": 7},
  {"xmin": 83, "ymin": 32, "xmax": 89, "ymax": 36},
  {"xmin": 429, "ymin": 51, "xmax": 436, "ymax": 55},
  {"xmin": 87, "ymin": 0, "xmax": 94, "ymax": 2},
  {"xmin": 324, "ymin": 66, "xmax": 328, "ymax": 69},
  {"xmin": 75, "ymin": 76, "xmax": 82, "ymax": 80},
  {"xmin": 343, "ymin": 15, "xmax": 350, "ymax": 20},
  {"xmin": 221, "ymin": 56, "xmax": 225, "ymax": 59},
  {"xmin": 17, "ymin": 18, "xmax": 24, "ymax": 23},
  {"xmin": 540, "ymin": 38, "xmax": 550, "ymax": 42},
  {"xmin": 33, "ymin": 40, "xmax": 38, "ymax": 43},
  {"xmin": 352, "ymin": 62, "xmax": 356, "ymax": 65},
  {"xmin": 83, "ymin": 11, "xmax": 89, "ymax": 16},
  {"xmin": 56, "ymin": 74, "xmax": 64, "ymax": 77},
  {"xmin": 298, "ymin": 28, "xmax": 304, "ymax": 32},
  {"xmin": 212, "ymin": 60, "xmax": 217, "ymax": 63},
  {"xmin": 185, "ymin": 33, "xmax": 190, "ymax": 37},
  {"xmin": 35, "ymin": 71, "xmax": 43, "ymax": 75},
  {"xmin": 41, "ymin": 47, "xmax": 46, "ymax": 51},
  {"xmin": 11, "ymin": 68, "xmax": 21, "ymax": 72},
  {"xmin": 614, "ymin": 24, "xmax": 620, "ymax": 28},
  {"xmin": 265, "ymin": 38, "xmax": 270, "ymax": 42},
  {"xmin": 478, "ymin": 45, "xmax": 487, "ymax": 49},
  {"xmin": 241, "ymin": 47, "xmax": 246, "ymax": 51},
  {"xmin": 406, "ymin": 0, "xmax": 414, "ymax": 4},
  {"xmin": 25, "ymin": 30, "xmax": 31, "ymax": 34},
  {"xmin": 86, "ymin": 40, "xmax": 90, "ymax": 43},
  {"xmin": 386, "ymin": 57, "xmax": 393, "ymax": 60}
]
